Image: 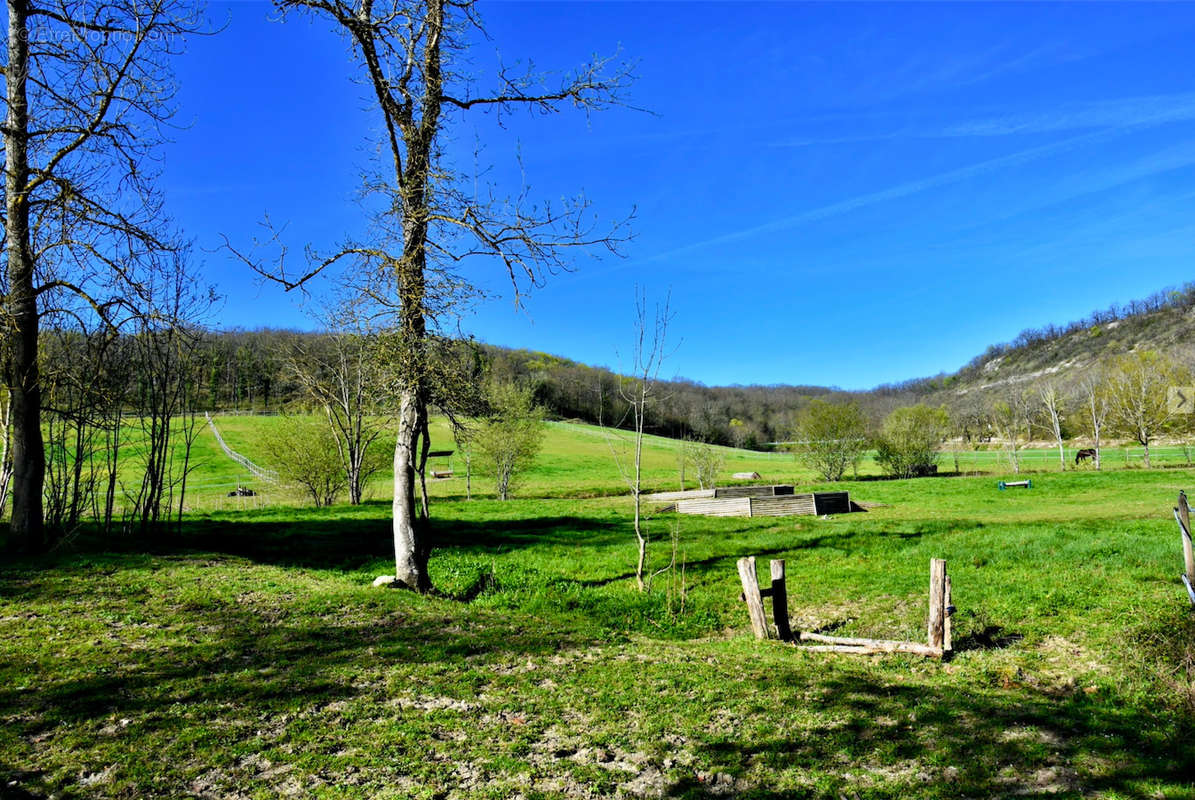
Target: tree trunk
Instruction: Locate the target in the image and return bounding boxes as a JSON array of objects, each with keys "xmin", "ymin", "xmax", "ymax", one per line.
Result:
[
  {"xmin": 4, "ymin": 0, "xmax": 46, "ymax": 551},
  {"xmin": 0, "ymin": 395, "xmax": 15, "ymax": 520},
  {"xmin": 1143, "ymin": 439, "xmax": 1151, "ymax": 469},
  {"xmin": 633, "ymin": 386, "xmax": 646, "ymax": 591},
  {"xmin": 380, "ymin": 0, "xmax": 443, "ymax": 591},
  {"xmin": 9, "ymin": 371, "xmax": 44, "ymax": 549},
  {"xmin": 347, "ymin": 423, "xmax": 363, "ymax": 505},
  {"xmin": 635, "ymin": 532, "xmax": 647, "ymax": 592},
  {"xmin": 392, "ymin": 389, "xmax": 429, "ymax": 590}
]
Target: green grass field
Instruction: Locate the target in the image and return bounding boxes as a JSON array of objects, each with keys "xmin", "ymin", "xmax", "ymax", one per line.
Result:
[
  {"xmin": 192, "ymin": 414, "xmax": 1195, "ymax": 508},
  {"xmin": 2, "ymin": 417, "xmax": 1194, "ymax": 798}
]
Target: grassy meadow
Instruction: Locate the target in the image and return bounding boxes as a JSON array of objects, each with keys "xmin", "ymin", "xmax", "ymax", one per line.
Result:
[
  {"xmin": 2, "ymin": 416, "xmax": 1195, "ymax": 798},
  {"xmin": 184, "ymin": 414, "xmax": 1195, "ymax": 508}
]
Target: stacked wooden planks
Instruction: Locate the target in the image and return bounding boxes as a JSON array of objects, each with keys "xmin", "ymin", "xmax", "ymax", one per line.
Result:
[
  {"xmin": 644, "ymin": 488, "xmax": 716, "ymax": 502},
  {"xmin": 675, "ymin": 497, "xmax": 753, "ymax": 517},
  {"xmin": 670, "ymin": 490, "xmax": 851, "ymax": 518},
  {"xmin": 746, "ymin": 494, "xmax": 817, "ymax": 517},
  {"xmin": 646, "ymin": 485, "xmax": 855, "ymax": 518}
]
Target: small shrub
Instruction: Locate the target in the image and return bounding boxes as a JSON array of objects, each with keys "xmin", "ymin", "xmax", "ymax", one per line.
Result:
[
  {"xmin": 874, "ymin": 404, "xmax": 949, "ymax": 478},
  {"xmin": 261, "ymin": 417, "xmax": 347, "ymax": 506},
  {"xmin": 792, "ymin": 399, "xmax": 867, "ymax": 482},
  {"xmin": 471, "ymin": 382, "xmax": 546, "ymax": 501},
  {"xmin": 691, "ymin": 441, "xmax": 724, "ymax": 489}
]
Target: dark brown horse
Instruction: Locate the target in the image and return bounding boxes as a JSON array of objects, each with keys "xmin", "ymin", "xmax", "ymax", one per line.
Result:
[{"xmin": 1075, "ymin": 448, "xmax": 1097, "ymax": 465}]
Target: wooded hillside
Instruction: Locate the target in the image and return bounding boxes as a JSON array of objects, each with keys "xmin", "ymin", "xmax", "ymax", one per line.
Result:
[{"xmin": 183, "ymin": 280, "xmax": 1195, "ymax": 447}]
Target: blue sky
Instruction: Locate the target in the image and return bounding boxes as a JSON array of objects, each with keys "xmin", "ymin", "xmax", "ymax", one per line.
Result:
[{"xmin": 164, "ymin": 2, "xmax": 1195, "ymax": 390}]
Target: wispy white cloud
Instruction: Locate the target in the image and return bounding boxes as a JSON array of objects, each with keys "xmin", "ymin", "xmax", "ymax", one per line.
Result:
[
  {"xmin": 646, "ymin": 128, "xmax": 1121, "ymax": 263},
  {"xmin": 891, "ymin": 43, "xmax": 1063, "ymax": 99},
  {"xmin": 770, "ymin": 91, "xmax": 1195, "ymax": 148},
  {"xmin": 985, "ymin": 144, "xmax": 1195, "ymax": 258},
  {"xmin": 944, "ymin": 92, "xmax": 1195, "ymax": 137},
  {"xmin": 646, "ymin": 98, "xmax": 1195, "ymax": 265}
]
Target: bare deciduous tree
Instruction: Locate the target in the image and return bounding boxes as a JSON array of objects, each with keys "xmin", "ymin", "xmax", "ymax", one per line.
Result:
[
  {"xmin": 677, "ymin": 436, "xmax": 693, "ymax": 491},
  {"xmin": 989, "ymin": 389, "xmax": 1031, "ymax": 474},
  {"xmin": 1035, "ymin": 380, "xmax": 1068, "ymax": 471},
  {"xmin": 608, "ymin": 288, "xmax": 673, "ymax": 592},
  {"xmin": 263, "ymin": 417, "xmax": 349, "ymax": 507},
  {"xmin": 234, "ymin": 0, "xmax": 632, "ymax": 590},
  {"xmin": 1078, "ymin": 368, "xmax": 1110, "ymax": 470},
  {"xmin": 2, "ymin": 0, "xmax": 204, "ymax": 549},
  {"xmin": 287, "ymin": 305, "xmax": 390, "ymax": 505},
  {"xmin": 125, "ymin": 258, "xmax": 212, "ymax": 537}
]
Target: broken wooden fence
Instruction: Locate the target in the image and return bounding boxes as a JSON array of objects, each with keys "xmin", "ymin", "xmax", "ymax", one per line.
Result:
[
  {"xmin": 1175, "ymin": 490, "xmax": 1195, "ymax": 606},
  {"xmin": 737, "ymin": 555, "xmax": 953, "ymax": 658}
]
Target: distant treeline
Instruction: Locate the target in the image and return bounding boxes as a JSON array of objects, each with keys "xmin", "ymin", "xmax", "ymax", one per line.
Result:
[
  {"xmin": 104, "ymin": 280, "xmax": 1195, "ymax": 450},
  {"xmin": 184, "ymin": 329, "xmax": 846, "ymax": 449}
]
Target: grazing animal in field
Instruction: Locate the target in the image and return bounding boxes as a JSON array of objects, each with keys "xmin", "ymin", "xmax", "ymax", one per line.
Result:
[
  {"xmin": 1075, "ymin": 448, "xmax": 1097, "ymax": 465},
  {"xmin": 227, "ymin": 486, "xmax": 255, "ymax": 497}
]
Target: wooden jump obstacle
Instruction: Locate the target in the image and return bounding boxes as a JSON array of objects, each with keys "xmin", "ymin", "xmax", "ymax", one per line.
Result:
[
  {"xmin": 998, "ymin": 480, "xmax": 1032, "ymax": 490},
  {"xmin": 428, "ymin": 449, "xmax": 454, "ymax": 479},
  {"xmin": 1174, "ymin": 491, "xmax": 1195, "ymax": 606},
  {"xmin": 737, "ymin": 556, "xmax": 953, "ymax": 658},
  {"xmin": 648, "ymin": 486, "xmax": 854, "ymax": 518}
]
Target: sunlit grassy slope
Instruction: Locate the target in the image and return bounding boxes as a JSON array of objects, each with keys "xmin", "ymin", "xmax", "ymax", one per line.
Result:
[{"xmin": 197, "ymin": 413, "xmax": 1195, "ymax": 509}]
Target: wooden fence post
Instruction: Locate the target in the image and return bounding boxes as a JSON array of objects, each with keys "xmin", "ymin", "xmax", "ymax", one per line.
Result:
[
  {"xmin": 1177, "ymin": 491, "xmax": 1195, "ymax": 605},
  {"xmin": 1179, "ymin": 491, "xmax": 1194, "ymax": 578},
  {"xmin": 770, "ymin": 559, "xmax": 792, "ymax": 642},
  {"xmin": 737, "ymin": 557, "xmax": 770, "ymax": 640},
  {"xmin": 928, "ymin": 558, "xmax": 947, "ymax": 652},
  {"xmin": 943, "ymin": 574, "xmax": 953, "ymax": 653},
  {"xmin": 738, "ymin": 553, "xmax": 953, "ymax": 658}
]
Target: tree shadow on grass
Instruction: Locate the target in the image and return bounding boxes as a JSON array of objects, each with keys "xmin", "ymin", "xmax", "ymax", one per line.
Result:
[
  {"xmin": 9, "ymin": 502, "xmax": 986, "ymax": 586},
  {"xmin": 0, "ymin": 593, "xmax": 621, "ymax": 799},
  {"xmin": 0, "ymin": 765, "xmax": 44, "ymax": 800},
  {"xmin": 664, "ymin": 667, "xmax": 1194, "ymax": 799},
  {"xmin": 0, "ymin": 601, "xmax": 599, "ymax": 754},
  {"xmin": 8, "ymin": 512, "xmax": 630, "ymax": 576},
  {"xmin": 954, "ymin": 624, "xmax": 1024, "ymax": 652},
  {"xmin": 432, "ymin": 515, "xmax": 628, "ymax": 552}
]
